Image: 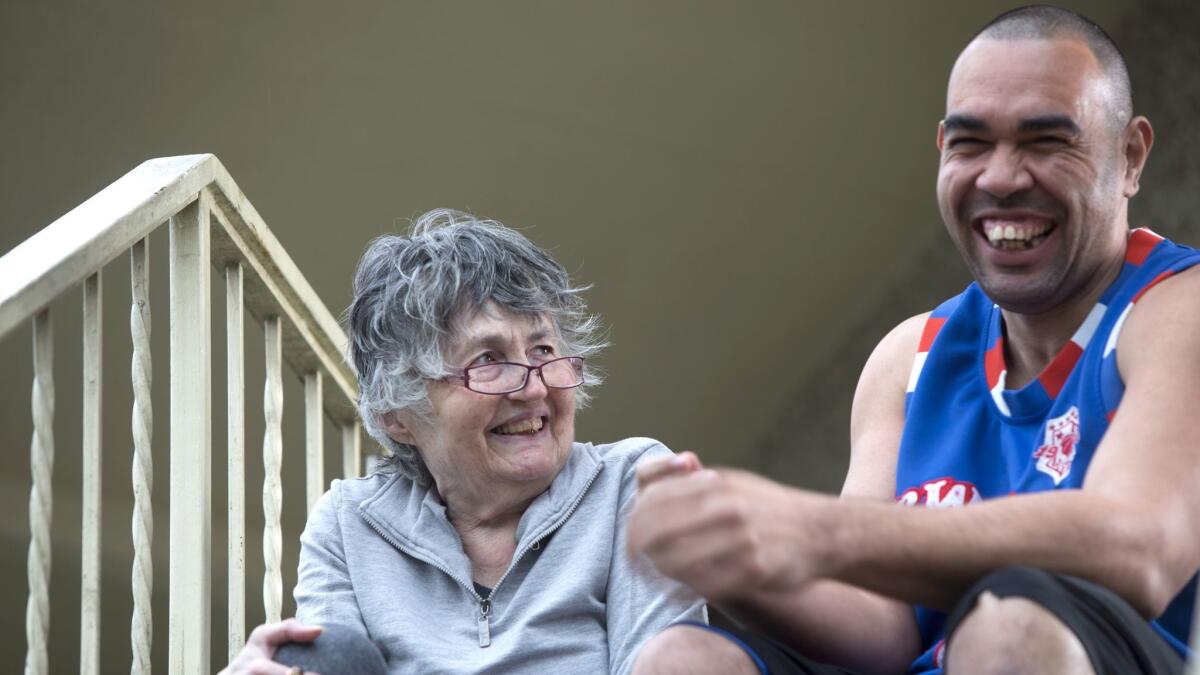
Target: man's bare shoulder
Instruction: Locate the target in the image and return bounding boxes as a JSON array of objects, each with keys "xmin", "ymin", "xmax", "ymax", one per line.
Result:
[
  {"xmin": 867, "ymin": 312, "xmax": 931, "ymax": 378},
  {"xmin": 1129, "ymin": 262, "xmax": 1200, "ymax": 309},
  {"xmin": 1117, "ymin": 264, "xmax": 1200, "ymax": 379},
  {"xmin": 844, "ymin": 312, "xmax": 931, "ymax": 500}
]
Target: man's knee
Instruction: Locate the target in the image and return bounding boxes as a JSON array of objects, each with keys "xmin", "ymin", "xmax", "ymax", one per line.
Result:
[
  {"xmin": 633, "ymin": 625, "xmax": 760, "ymax": 675},
  {"xmin": 945, "ymin": 590, "xmax": 1094, "ymax": 675}
]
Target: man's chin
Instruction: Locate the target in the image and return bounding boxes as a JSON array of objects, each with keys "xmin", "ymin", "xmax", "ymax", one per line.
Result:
[{"xmin": 978, "ymin": 280, "xmax": 1063, "ymax": 316}]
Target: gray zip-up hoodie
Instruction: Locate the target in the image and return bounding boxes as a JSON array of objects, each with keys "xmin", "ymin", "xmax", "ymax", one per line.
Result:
[{"xmin": 294, "ymin": 437, "xmax": 706, "ymax": 674}]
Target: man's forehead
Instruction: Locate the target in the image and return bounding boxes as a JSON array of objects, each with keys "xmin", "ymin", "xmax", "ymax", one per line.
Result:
[
  {"xmin": 946, "ymin": 37, "xmax": 1106, "ymax": 112},
  {"xmin": 940, "ymin": 37, "xmax": 1108, "ymax": 120}
]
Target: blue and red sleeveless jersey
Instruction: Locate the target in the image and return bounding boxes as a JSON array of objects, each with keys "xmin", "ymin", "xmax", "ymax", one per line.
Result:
[{"xmin": 896, "ymin": 229, "xmax": 1200, "ymax": 674}]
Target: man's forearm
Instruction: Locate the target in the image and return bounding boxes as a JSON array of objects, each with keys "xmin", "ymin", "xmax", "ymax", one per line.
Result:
[{"xmin": 813, "ymin": 489, "xmax": 1178, "ymax": 616}]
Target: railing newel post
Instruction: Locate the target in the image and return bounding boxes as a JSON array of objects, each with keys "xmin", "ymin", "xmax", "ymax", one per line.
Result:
[{"xmin": 168, "ymin": 196, "xmax": 212, "ymax": 674}]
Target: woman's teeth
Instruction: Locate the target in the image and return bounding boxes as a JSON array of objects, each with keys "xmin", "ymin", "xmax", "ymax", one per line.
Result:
[
  {"xmin": 983, "ymin": 221, "xmax": 1053, "ymax": 250},
  {"xmin": 494, "ymin": 417, "xmax": 545, "ymax": 435}
]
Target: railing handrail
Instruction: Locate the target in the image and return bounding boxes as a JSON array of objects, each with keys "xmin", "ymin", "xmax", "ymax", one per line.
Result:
[
  {"xmin": 0, "ymin": 153, "xmax": 358, "ymax": 424},
  {"xmin": 0, "ymin": 155, "xmax": 210, "ymax": 338}
]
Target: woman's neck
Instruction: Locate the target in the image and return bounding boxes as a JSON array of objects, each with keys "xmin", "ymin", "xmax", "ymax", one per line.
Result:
[
  {"xmin": 447, "ymin": 502, "xmax": 526, "ymax": 588},
  {"xmin": 439, "ymin": 483, "xmax": 542, "ymax": 588}
]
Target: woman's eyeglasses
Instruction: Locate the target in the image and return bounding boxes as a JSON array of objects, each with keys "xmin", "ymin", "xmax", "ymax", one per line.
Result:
[{"xmin": 446, "ymin": 356, "xmax": 585, "ymax": 395}]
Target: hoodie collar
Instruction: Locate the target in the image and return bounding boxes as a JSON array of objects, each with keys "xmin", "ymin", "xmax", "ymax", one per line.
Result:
[{"xmin": 358, "ymin": 443, "xmax": 604, "ymax": 576}]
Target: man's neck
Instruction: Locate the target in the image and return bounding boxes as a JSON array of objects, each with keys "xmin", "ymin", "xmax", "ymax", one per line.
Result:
[{"xmin": 1000, "ymin": 256, "xmax": 1125, "ymax": 390}]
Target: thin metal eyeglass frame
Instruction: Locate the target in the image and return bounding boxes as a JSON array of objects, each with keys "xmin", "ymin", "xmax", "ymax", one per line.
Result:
[{"xmin": 447, "ymin": 356, "xmax": 586, "ymax": 395}]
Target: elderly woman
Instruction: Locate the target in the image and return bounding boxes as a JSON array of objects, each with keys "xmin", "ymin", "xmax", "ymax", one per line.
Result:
[{"xmin": 221, "ymin": 209, "xmax": 705, "ymax": 675}]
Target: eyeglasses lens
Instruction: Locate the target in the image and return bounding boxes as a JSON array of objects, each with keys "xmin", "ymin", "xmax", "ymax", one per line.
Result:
[{"xmin": 541, "ymin": 358, "xmax": 583, "ymax": 388}]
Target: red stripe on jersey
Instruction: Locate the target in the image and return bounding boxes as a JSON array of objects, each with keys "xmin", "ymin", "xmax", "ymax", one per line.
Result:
[
  {"xmin": 919, "ymin": 317, "xmax": 948, "ymax": 352},
  {"xmin": 1126, "ymin": 228, "xmax": 1164, "ymax": 265},
  {"xmin": 1132, "ymin": 270, "xmax": 1175, "ymax": 304},
  {"xmin": 1039, "ymin": 340, "xmax": 1084, "ymax": 399},
  {"xmin": 1107, "ymin": 408, "xmax": 1118, "ymax": 423},
  {"xmin": 984, "ymin": 338, "xmax": 1005, "ymax": 389}
]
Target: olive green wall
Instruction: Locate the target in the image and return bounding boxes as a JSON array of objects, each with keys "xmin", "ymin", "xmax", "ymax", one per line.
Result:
[{"xmin": 7, "ymin": 1, "xmax": 1191, "ymax": 672}]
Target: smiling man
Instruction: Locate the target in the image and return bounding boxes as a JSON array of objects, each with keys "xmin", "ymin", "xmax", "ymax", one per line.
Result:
[{"xmin": 628, "ymin": 6, "xmax": 1200, "ymax": 675}]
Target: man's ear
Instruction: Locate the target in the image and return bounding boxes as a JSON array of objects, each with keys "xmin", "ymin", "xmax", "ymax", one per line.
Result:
[
  {"xmin": 379, "ymin": 411, "xmax": 417, "ymax": 445},
  {"xmin": 1122, "ymin": 115, "xmax": 1154, "ymax": 199},
  {"xmin": 936, "ymin": 119, "xmax": 946, "ymax": 153}
]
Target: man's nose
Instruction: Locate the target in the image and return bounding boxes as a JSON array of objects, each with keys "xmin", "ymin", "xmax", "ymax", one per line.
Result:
[{"xmin": 975, "ymin": 145, "xmax": 1034, "ymax": 198}]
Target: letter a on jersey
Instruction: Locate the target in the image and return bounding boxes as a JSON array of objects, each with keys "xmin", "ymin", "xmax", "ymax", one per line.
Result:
[{"xmin": 1033, "ymin": 406, "xmax": 1080, "ymax": 485}]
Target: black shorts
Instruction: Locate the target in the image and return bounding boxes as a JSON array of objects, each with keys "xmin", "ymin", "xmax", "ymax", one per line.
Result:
[{"xmin": 698, "ymin": 567, "xmax": 1184, "ymax": 675}]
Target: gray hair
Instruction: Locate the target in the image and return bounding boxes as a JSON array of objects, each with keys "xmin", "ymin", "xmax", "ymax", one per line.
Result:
[{"xmin": 346, "ymin": 208, "xmax": 607, "ymax": 483}]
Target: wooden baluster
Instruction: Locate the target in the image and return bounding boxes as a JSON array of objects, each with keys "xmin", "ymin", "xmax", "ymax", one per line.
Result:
[
  {"xmin": 262, "ymin": 316, "xmax": 284, "ymax": 623},
  {"xmin": 81, "ymin": 272, "xmax": 103, "ymax": 675},
  {"xmin": 25, "ymin": 309, "xmax": 54, "ymax": 675},
  {"xmin": 305, "ymin": 372, "xmax": 324, "ymax": 513},
  {"xmin": 342, "ymin": 421, "xmax": 362, "ymax": 479},
  {"xmin": 130, "ymin": 237, "xmax": 154, "ymax": 675},
  {"xmin": 226, "ymin": 263, "xmax": 246, "ymax": 659}
]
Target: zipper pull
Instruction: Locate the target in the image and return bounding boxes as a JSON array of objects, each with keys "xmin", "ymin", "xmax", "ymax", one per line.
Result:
[{"xmin": 477, "ymin": 598, "xmax": 492, "ymax": 647}]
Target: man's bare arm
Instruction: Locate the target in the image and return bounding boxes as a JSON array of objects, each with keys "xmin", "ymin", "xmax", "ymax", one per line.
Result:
[{"xmin": 684, "ymin": 314, "xmax": 928, "ymax": 674}]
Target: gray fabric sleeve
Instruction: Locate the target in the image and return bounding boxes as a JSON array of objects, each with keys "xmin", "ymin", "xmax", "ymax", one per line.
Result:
[
  {"xmin": 294, "ymin": 480, "xmax": 369, "ymax": 632},
  {"xmin": 606, "ymin": 443, "xmax": 708, "ymax": 675}
]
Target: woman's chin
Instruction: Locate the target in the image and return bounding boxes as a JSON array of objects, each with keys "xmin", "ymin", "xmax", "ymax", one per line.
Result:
[{"xmin": 488, "ymin": 434, "xmax": 572, "ymax": 482}]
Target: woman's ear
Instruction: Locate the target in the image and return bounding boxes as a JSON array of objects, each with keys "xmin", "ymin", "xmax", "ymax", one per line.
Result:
[{"xmin": 379, "ymin": 411, "xmax": 417, "ymax": 445}]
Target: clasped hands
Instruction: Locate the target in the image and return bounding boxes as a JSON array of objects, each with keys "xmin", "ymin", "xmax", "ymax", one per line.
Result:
[{"xmin": 626, "ymin": 452, "xmax": 833, "ymax": 601}]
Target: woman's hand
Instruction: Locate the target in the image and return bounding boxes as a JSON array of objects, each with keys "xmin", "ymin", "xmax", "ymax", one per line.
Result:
[
  {"xmin": 218, "ymin": 618, "xmax": 323, "ymax": 675},
  {"xmin": 635, "ymin": 451, "xmax": 703, "ymax": 488}
]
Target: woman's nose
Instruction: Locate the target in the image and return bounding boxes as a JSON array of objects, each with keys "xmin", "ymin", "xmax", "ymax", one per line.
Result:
[{"xmin": 507, "ymin": 367, "xmax": 549, "ymax": 400}]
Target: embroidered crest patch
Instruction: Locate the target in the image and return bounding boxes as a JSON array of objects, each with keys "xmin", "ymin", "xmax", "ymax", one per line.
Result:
[{"xmin": 1033, "ymin": 406, "xmax": 1080, "ymax": 485}]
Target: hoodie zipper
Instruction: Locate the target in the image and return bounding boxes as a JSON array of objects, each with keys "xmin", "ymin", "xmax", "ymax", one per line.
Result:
[
  {"xmin": 360, "ymin": 514, "xmax": 495, "ymax": 645},
  {"xmin": 487, "ymin": 461, "xmax": 604, "ymax": 600},
  {"xmin": 359, "ymin": 460, "xmax": 605, "ymax": 648}
]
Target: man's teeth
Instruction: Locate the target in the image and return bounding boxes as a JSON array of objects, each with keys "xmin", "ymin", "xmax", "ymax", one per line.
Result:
[
  {"xmin": 494, "ymin": 417, "xmax": 545, "ymax": 435},
  {"xmin": 983, "ymin": 220, "xmax": 1052, "ymax": 250}
]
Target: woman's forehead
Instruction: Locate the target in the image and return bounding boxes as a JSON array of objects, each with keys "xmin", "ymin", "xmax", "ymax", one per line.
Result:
[{"xmin": 449, "ymin": 306, "xmax": 556, "ymax": 350}]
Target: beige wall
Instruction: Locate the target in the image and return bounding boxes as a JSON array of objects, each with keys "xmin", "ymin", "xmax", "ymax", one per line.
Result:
[{"xmin": 5, "ymin": 1, "xmax": 1181, "ymax": 672}]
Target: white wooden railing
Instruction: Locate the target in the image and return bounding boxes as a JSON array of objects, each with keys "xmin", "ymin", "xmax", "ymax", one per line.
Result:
[{"xmin": 0, "ymin": 154, "xmax": 370, "ymax": 674}]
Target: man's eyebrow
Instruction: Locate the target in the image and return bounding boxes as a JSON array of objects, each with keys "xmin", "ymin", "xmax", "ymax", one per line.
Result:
[
  {"xmin": 942, "ymin": 114, "xmax": 988, "ymax": 134},
  {"xmin": 1017, "ymin": 115, "xmax": 1081, "ymax": 135}
]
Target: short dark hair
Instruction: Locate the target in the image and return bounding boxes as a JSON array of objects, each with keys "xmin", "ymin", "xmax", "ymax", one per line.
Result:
[{"xmin": 973, "ymin": 5, "xmax": 1133, "ymax": 126}]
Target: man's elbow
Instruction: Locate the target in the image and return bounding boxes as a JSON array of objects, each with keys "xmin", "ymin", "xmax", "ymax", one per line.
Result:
[
  {"xmin": 1115, "ymin": 522, "xmax": 1196, "ymax": 618},
  {"xmin": 1123, "ymin": 564, "xmax": 1188, "ymax": 618}
]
